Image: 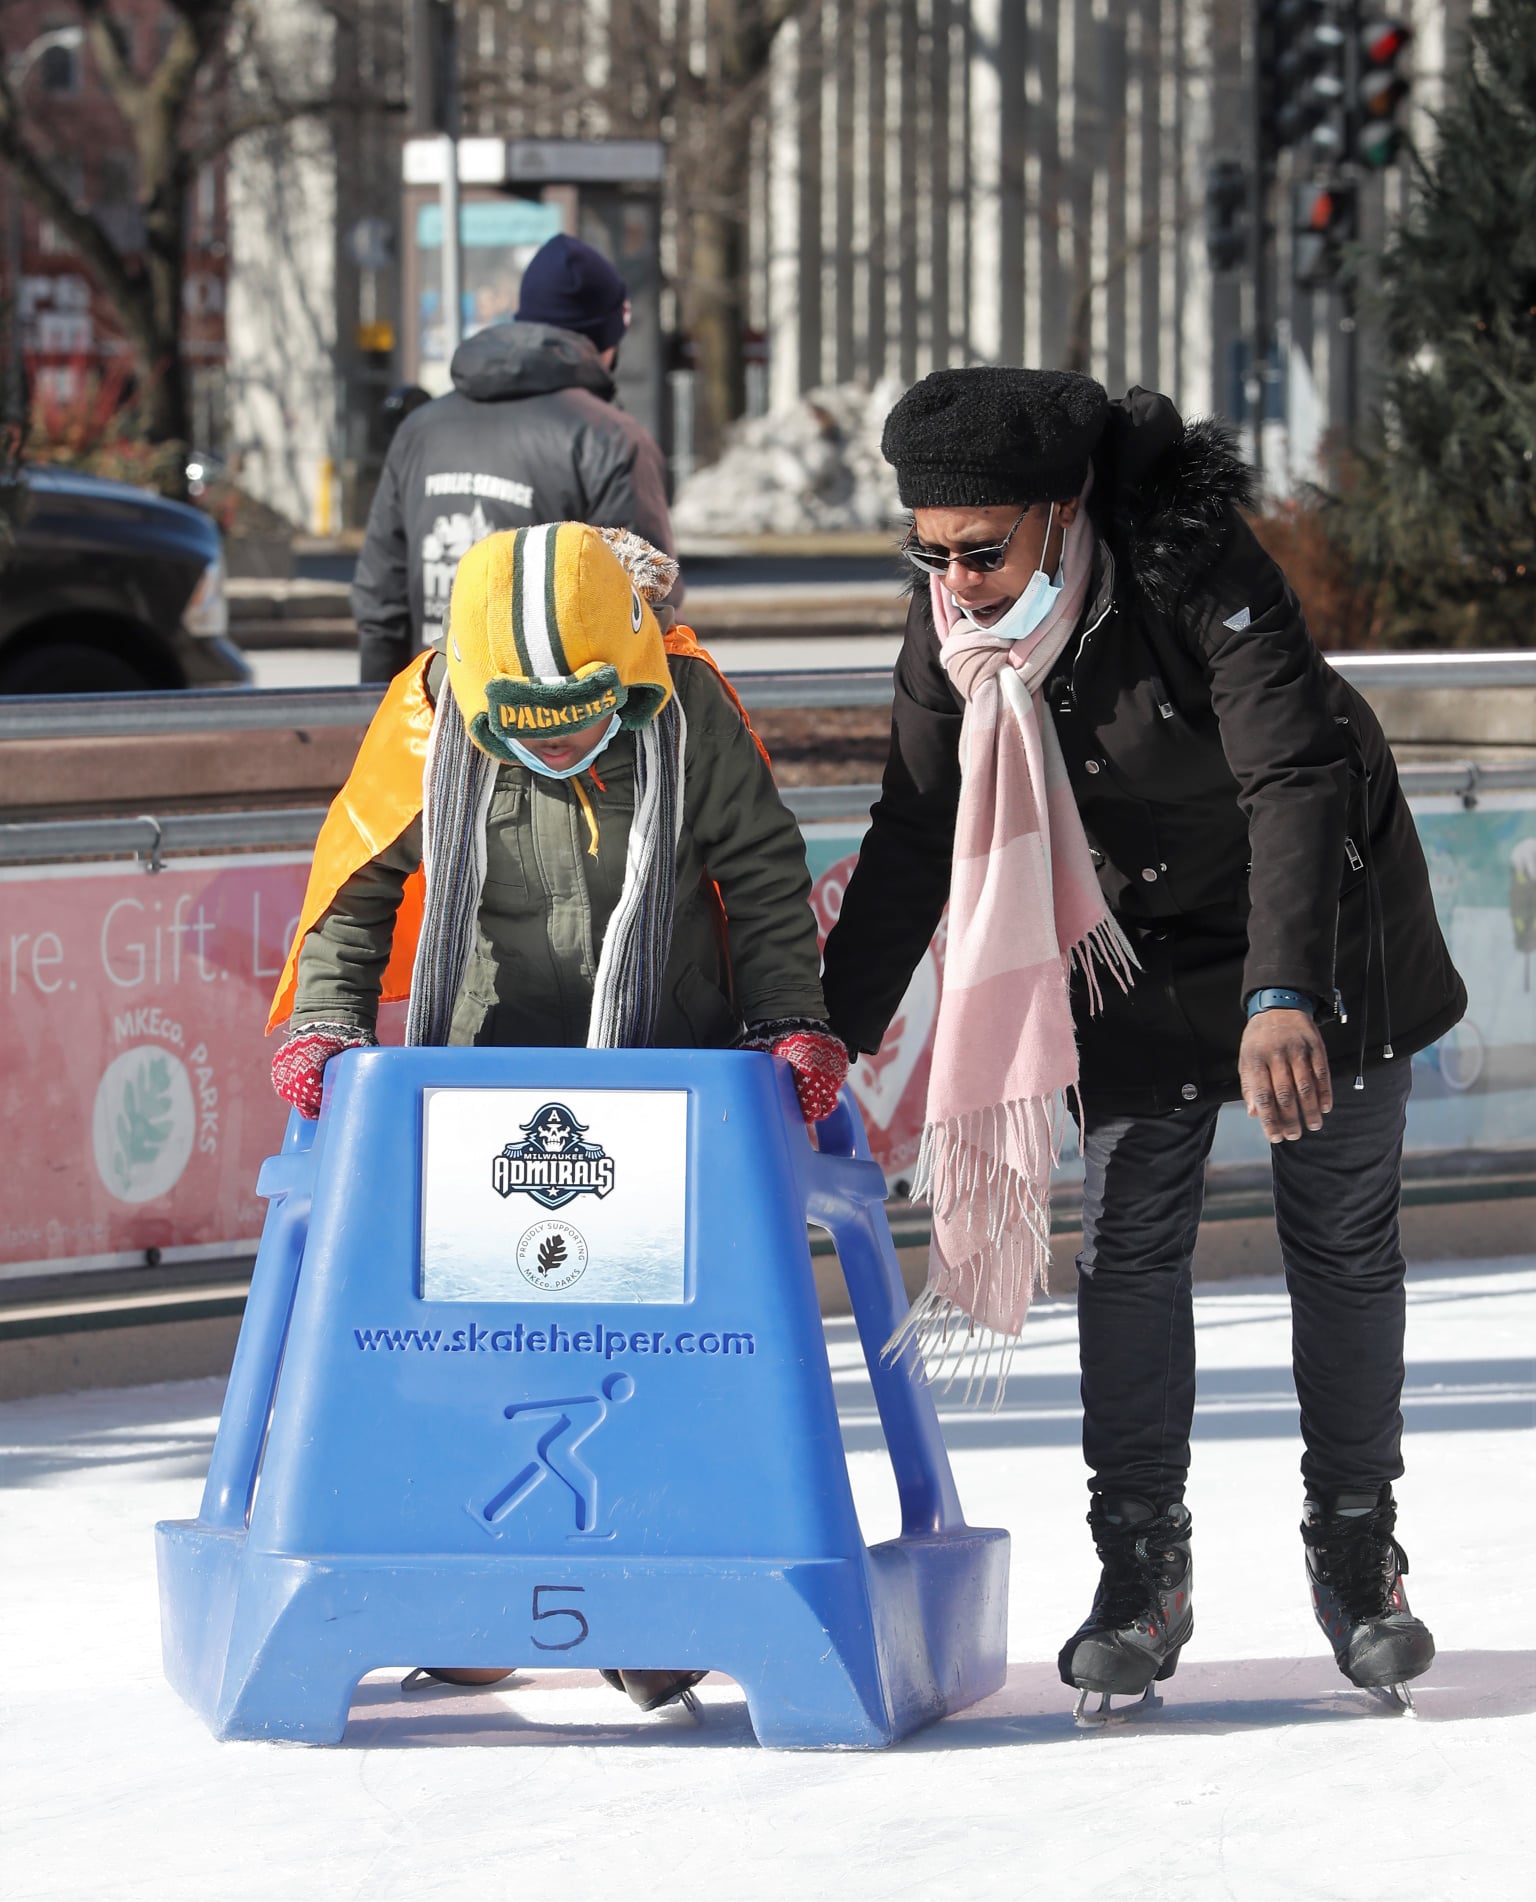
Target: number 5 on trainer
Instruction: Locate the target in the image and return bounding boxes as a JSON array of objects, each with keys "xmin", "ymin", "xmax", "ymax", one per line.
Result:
[{"xmin": 530, "ymin": 1584, "xmax": 589, "ymax": 1651}]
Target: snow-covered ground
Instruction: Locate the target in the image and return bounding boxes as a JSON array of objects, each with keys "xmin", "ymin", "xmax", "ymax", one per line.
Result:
[
  {"xmin": 4, "ymin": 1259, "xmax": 1533, "ymax": 1902},
  {"xmin": 672, "ymin": 382, "xmax": 907, "ymax": 539}
]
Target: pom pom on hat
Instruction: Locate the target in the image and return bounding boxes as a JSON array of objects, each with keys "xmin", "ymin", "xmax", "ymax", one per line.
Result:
[
  {"xmin": 597, "ymin": 526, "xmax": 680, "ymax": 603},
  {"xmin": 881, "ymin": 367, "xmax": 1110, "ymax": 509}
]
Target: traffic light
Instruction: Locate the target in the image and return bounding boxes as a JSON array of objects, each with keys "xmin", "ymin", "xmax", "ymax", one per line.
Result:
[
  {"xmin": 1281, "ymin": 3, "xmax": 1347, "ymax": 152},
  {"xmin": 1257, "ymin": 1, "xmax": 1279, "ymax": 160},
  {"xmin": 1356, "ymin": 18, "xmax": 1413, "ymax": 168},
  {"xmin": 1293, "ymin": 179, "xmax": 1355, "ymax": 288},
  {"xmin": 1260, "ymin": 1, "xmax": 1350, "ymax": 162},
  {"xmin": 1205, "ymin": 160, "xmax": 1249, "ymax": 274}
]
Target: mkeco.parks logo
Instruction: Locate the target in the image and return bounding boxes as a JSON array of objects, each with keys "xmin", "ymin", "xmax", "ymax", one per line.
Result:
[
  {"xmin": 515, "ymin": 1219, "xmax": 589, "ymax": 1292},
  {"xmin": 491, "ymin": 1102, "xmax": 615, "ymax": 1211}
]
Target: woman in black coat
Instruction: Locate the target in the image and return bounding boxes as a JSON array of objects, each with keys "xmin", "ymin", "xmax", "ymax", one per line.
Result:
[{"xmin": 820, "ymin": 370, "xmax": 1464, "ymax": 1718}]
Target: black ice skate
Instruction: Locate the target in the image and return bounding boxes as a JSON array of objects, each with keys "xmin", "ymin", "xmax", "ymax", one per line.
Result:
[
  {"xmin": 1058, "ymin": 1498, "xmax": 1193, "ymax": 1726},
  {"xmin": 599, "ymin": 1667, "xmax": 707, "ymax": 1715},
  {"xmin": 1302, "ymin": 1487, "xmax": 1435, "ymax": 1713}
]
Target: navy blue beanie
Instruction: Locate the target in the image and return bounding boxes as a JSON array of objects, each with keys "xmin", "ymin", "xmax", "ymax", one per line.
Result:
[{"xmin": 516, "ymin": 235, "xmax": 629, "ymax": 354}]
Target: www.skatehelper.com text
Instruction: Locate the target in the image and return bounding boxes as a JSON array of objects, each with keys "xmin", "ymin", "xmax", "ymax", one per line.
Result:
[{"xmin": 354, "ymin": 1321, "xmax": 755, "ymax": 1357}]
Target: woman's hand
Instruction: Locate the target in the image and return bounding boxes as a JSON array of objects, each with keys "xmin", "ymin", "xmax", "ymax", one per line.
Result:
[{"xmin": 1239, "ymin": 1009, "xmax": 1333, "ymax": 1143}]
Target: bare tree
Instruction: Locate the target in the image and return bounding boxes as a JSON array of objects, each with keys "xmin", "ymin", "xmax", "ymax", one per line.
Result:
[
  {"xmin": 667, "ymin": 1, "xmax": 809, "ymax": 463},
  {"xmin": 0, "ymin": 1, "xmax": 385, "ymax": 479},
  {"xmin": 1056, "ymin": 208, "xmax": 1195, "ymax": 378},
  {"xmin": 462, "ymin": 0, "xmax": 818, "ymax": 466}
]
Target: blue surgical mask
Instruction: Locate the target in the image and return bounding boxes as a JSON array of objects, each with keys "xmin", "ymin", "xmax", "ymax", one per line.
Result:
[
  {"xmin": 503, "ymin": 712, "xmax": 621, "ymax": 780},
  {"xmin": 953, "ymin": 503, "xmax": 1062, "ymax": 645}
]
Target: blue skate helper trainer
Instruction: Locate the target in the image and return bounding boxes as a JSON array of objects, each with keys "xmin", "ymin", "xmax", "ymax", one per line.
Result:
[{"xmin": 156, "ymin": 1048, "xmax": 1009, "ymax": 1747}]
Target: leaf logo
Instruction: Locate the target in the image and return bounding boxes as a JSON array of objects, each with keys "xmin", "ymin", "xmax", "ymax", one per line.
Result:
[
  {"xmin": 91, "ymin": 1044, "xmax": 195, "ymax": 1206},
  {"xmin": 114, "ymin": 1052, "xmax": 174, "ymax": 1192},
  {"xmin": 516, "ymin": 1220, "xmax": 588, "ymax": 1292}
]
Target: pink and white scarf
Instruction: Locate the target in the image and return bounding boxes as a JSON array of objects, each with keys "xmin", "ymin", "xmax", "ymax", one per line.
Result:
[{"xmin": 890, "ymin": 480, "xmax": 1136, "ymax": 1400}]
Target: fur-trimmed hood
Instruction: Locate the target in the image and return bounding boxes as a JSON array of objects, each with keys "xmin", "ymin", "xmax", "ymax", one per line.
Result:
[{"xmin": 1090, "ymin": 387, "xmax": 1255, "ymax": 616}]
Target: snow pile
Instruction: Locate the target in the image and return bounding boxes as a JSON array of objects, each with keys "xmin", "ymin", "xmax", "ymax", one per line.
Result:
[{"xmin": 673, "ymin": 378, "xmax": 907, "ymax": 537}]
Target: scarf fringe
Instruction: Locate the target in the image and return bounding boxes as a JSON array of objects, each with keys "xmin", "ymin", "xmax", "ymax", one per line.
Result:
[
  {"xmin": 906, "ymin": 917, "xmax": 1134, "ymax": 1242},
  {"xmin": 909, "ymin": 1094, "xmax": 1060, "ymax": 1247},
  {"xmin": 883, "ymin": 1285, "xmax": 1027, "ymax": 1415},
  {"xmin": 891, "ymin": 910, "xmax": 1139, "ymax": 1407},
  {"xmin": 1069, "ymin": 912, "xmax": 1141, "ymax": 1017}
]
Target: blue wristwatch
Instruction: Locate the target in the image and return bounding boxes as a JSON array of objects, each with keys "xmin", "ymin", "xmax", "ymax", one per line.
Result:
[{"xmin": 1244, "ymin": 986, "xmax": 1317, "ymax": 1019}]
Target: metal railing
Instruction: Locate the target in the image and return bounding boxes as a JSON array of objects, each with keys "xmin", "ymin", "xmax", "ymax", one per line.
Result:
[
  {"xmin": 0, "ymin": 673, "xmax": 897, "ymax": 739},
  {"xmin": 1, "ymin": 649, "xmax": 1533, "ymax": 741},
  {"xmin": 1, "ymin": 761, "xmax": 1531, "ymax": 866}
]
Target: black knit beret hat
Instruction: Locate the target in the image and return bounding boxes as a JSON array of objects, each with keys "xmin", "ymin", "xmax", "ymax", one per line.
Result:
[{"xmin": 882, "ymin": 367, "xmax": 1111, "ymax": 509}]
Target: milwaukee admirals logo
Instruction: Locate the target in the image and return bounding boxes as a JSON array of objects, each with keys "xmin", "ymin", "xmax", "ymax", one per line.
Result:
[{"xmin": 491, "ymin": 1103, "xmax": 616, "ymax": 1211}]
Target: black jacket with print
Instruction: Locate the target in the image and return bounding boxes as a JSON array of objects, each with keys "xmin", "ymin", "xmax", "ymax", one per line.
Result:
[
  {"xmin": 353, "ymin": 322, "xmax": 675, "ymax": 684},
  {"xmin": 820, "ymin": 388, "xmax": 1466, "ymax": 1117}
]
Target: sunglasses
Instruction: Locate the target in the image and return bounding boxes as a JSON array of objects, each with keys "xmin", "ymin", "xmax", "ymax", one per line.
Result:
[{"xmin": 901, "ymin": 507, "xmax": 1032, "ymax": 576}]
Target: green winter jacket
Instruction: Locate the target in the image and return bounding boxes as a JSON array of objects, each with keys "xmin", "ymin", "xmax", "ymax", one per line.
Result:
[{"xmin": 292, "ymin": 652, "xmax": 827, "ymax": 1046}]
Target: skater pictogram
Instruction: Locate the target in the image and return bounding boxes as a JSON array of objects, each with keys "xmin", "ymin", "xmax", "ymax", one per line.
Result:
[{"xmin": 481, "ymin": 1372, "xmax": 635, "ymax": 1536}]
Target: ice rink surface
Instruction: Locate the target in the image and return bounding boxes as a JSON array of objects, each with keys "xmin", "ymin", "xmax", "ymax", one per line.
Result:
[{"xmin": 4, "ymin": 1259, "xmax": 1533, "ymax": 1902}]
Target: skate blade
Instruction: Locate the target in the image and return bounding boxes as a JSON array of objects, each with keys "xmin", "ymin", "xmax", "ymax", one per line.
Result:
[
  {"xmin": 399, "ymin": 1669, "xmax": 519, "ymax": 1696},
  {"xmin": 1361, "ymin": 1680, "xmax": 1418, "ymax": 1716},
  {"xmin": 1073, "ymin": 1683, "xmax": 1164, "ymax": 1728}
]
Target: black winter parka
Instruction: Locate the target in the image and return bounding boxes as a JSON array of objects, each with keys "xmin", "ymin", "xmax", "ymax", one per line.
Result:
[
  {"xmin": 820, "ymin": 389, "xmax": 1465, "ymax": 1117},
  {"xmin": 353, "ymin": 323, "xmax": 675, "ymax": 683}
]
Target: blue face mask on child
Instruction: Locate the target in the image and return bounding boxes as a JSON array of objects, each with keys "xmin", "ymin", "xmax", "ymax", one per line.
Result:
[{"xmin": 504, "ymin": 712, "xmax": 621, "ymax": 780}]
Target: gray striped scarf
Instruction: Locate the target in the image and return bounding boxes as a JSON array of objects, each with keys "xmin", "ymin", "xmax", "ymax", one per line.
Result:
[{"xmin": 405, "ymin": 682, "xmax": 687, "ymax": 1049}]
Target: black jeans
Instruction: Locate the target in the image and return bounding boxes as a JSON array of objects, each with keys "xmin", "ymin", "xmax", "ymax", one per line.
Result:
[{"xmin": 1075, "ymin": 1059, "xmax": 1414, "ymax": 1504}]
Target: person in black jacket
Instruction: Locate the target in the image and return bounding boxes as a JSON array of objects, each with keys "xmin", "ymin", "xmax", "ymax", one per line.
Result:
[
  {"xmin": 820, "ymin": 369, "xmax": 1465, "ymax": 1718},
  {"xmin": 353, "ymin": 234, "xmax": 676, "ymax": 683}
]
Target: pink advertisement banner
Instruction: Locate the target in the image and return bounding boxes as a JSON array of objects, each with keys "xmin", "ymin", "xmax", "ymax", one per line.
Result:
[
  {"xmin": 0, "ymin": 857, "xmax": 313, "ymax": 1274},
  {"xmin": 0, "ymin": 849, "xmax": 922, "ymax": 1276},
  {"xmin": 6, "ymin": 791, "xmax": 1527, "ymax": 1277}
]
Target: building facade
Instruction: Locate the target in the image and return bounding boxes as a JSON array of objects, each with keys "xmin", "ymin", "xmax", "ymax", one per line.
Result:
[
  {"xmin": 744, "ymin": 0, "xmax": 1478, "ymax": 492},
  {"xmin": 6, "ymin": 2, "xmax": 1479, "ymax": 526},
  {"xmin": 0, "ymin": 0, "xmax": 228, "ymax": 447}
]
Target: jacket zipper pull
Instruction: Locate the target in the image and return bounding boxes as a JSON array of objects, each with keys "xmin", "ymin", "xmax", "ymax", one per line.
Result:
[
  {"xmin": 1151, "ymin": 673, "xmax": 1175, "ymax": 720},
  {"xmin": 1345, "ymin": 837, "xmax": 1364, "ymax": 873},
  {"xmin": 1333, "ymin": 987, "xmax": 1349, "ymax": 1026}
]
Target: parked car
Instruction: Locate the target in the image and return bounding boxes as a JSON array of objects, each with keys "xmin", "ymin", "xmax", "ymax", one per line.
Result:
[{"xmin": 0, "ymin": 465, "xmax": 252, "ymax": 694}]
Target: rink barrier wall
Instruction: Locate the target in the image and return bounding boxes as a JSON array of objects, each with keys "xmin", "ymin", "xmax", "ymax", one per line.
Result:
[
  {"xmin": 2, "ymin": 670, "xmax": 1532, "ymax": 1372},
  {"xmin": 2, "ymin": 761, "xmax": 1534, "ymax": 865},
  {"xmin": 1, "ymin": 650, "xmax": 1535, "ymax": 742}
]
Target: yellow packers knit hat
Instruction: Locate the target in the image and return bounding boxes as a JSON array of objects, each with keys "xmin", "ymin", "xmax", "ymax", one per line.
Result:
[{"xmin": 444, "ymin": 522, "xmax": 672, "ymax": 763}]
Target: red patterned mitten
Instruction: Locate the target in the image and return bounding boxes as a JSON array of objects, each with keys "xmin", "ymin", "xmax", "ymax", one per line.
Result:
[
  {"xmin": 746, "ymin": 1020, "xmax": 849, "ymax": 1125},
  {"xmin": 271, "ymin": 1021, "xmax": 376, "ymax": 1120}
]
